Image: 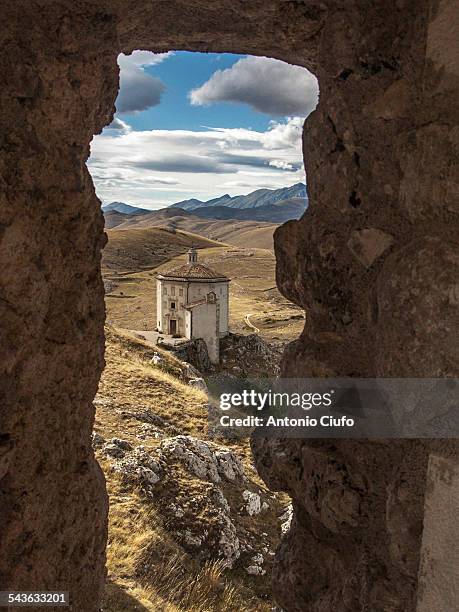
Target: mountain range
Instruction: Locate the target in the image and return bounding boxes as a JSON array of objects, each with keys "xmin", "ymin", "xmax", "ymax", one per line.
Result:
[
  {"xmin": 102, "ymin": 183, "xmax": 308, "ymax": 224},
  {"xmin": 102, "ymin": 201, "xmax": 151, "ymax": 215},
  {"xmin": 102, "ymin": 183, "xmax": 308, "ymax": 250},
  {"xmin": 168, "ymin": 182, "xmax": 307, "ymax": 211}
]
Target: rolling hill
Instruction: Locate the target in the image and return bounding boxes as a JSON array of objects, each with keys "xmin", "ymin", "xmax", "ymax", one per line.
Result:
[
  {"xmin": 104, "ymin": 245, "xmax": 305, "ymax": 340},
  {"xmin": 188, "ymin": 196, "xmax": 306, "ymax": 223},
  {"xmin": 102, "ymin": 226, "xmax": 222, "ymax": 273},
  {"xmin": 104, "ymin": 210, "xmax": 131, "ymax": 229},
  {"xmin": 104, "ymin": 208, "xmax": 277, "ymax": 250},
  {"xmin": 102, "ymin": 183, "xmax": 307, "ymax": 252}
]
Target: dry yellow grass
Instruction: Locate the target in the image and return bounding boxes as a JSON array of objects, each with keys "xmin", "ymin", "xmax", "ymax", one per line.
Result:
[
  {"xmin": 200, "ymin": 223, "xmax": 275, "ymax": 250},
  {"xmin": 103, "ymin": 226, "xmax": 223, "ymax": 274},
  {"xmin": 102, "ymin": 466, "xmax": 264, "ymax": 612},
  {"xmin": 96, "ymin": 328, "xmax": 282, "ymax": 611},
  {"xmin": 108, "ymin": 209, "xmax": 278, "ymax": 251},
  {"xmin": 104, "ymin": 246, "xmax": 305, "ymax": 342},
  {"xmin": 96, "ymin": 327, "xmax": 208, "ymax": 444}
]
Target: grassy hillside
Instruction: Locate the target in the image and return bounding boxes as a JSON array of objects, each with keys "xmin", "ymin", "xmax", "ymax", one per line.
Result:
[
  {"xmin": 107, "ymin": 210, "xmax": 277, "ymax": 251},
  {"xmin": 104, "ymin": 246, "xmax": 304, "ymax": 342},
  {"xmin": 102, "ymin": 227, "xmax": 222, "ymax": 274},
  {"xmin": 180, "ymin": 197, "xmax": 306, "ymax": 224},
  {"xmin": 105, "ymin": 210, "xmax": 131, "ymax": 229},
  {"xmin": 96, "ymin": 327, "xmax": 285, "ymax": 611},
  {"xmin": 189, "ymin": 221, "xmax": 275, "ymax": 250}
]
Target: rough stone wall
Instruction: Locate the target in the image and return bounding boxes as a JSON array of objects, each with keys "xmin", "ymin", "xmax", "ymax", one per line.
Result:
[
  {"xmin": 254, "ymin": 0, "xmax": 459, "ymax": 610},
  {"xmin": 0, "ymin": 3, "xmax": 119, "ymax": 609},
  {"xmin": 0, "ymin": 1, "xmax": 457, "ymax": 611}
]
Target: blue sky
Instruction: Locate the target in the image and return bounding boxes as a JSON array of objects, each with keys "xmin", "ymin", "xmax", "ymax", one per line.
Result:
[
  {"xmin": 88, "ymin": 51, "xmax": 318, "ymax": 209},
  {"xmin": 127, "ymin": 52, "xmax": 271, "ymax": 132}
]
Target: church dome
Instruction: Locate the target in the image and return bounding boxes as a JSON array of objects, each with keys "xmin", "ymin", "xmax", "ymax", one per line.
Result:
[{"xmin": 157, "ymin": 247, "xmax": 230, "ymax": 282}]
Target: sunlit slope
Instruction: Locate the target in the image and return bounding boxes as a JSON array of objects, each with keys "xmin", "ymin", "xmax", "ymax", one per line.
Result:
[
  {"xmin": 102, "ymin": 227, "xmax": 223, "ymax": 274},
  {"xmin": 107, "ymin": 210, "xmax": 277, "ymax": 251},
  {"xmin": 104, "ymin": 246, "xmax": 304, "ymax": 341},
  {"xmin": 97, "ymin": 327, "xmax": 282, "ymax": 611}
]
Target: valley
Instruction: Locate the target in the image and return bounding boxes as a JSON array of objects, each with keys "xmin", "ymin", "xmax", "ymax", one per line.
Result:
[
  {"xmin": 102, "ymin": 182, "xmax": 307, "ymax": 344},
  {"xmin": 104, "ymin": 245, "xmax": 304, "ymax": 343},
  {"xmin": 105, "ymin": 209, "xmax": 277, "ymax": 250},
  {"xmin": 97, "ymin": 184, "xmax": 305, "ymax": 610},
  {"xmin": 97, "ymin": 327, "xmax": 287, "ymax": 612}
]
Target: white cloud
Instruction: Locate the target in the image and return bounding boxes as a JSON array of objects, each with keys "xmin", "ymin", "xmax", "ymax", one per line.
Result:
[
  {"xmin": 115, "ymin": 51, "xmax": 172, "ymax": 114},
  {"xmin": 88, "ymin": 117, "xmax": 305, "ymax": 208},
  {"xmin": 189, "ymin": 56, "xmax": 318, "ymax": 117},
  {"xmin": 104, "ymin": 117, "xmax": 132, "ymax": 134},
  {"xmin": 269, "ymin": 160, "xmax": 295, "ymax": 170}
]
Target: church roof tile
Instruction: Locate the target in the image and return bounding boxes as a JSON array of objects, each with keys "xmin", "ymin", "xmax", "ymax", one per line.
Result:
[{"xmin": 158, "ymin": 262, "xmax": 229, "ymax": 281}]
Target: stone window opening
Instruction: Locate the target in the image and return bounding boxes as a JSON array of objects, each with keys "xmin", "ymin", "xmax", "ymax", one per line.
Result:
[
  {"xmin": 89, "ymin": 45, "xmax": 316, "ymax": 608},
  {"xmin": 5, "ymin": 3, "xmax": 456, "ymax": 610}
]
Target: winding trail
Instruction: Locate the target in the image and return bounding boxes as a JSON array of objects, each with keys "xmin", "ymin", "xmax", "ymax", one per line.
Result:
[{"xmin": 244, "ymin": 313, "xmax": 260, "ymax": 333}]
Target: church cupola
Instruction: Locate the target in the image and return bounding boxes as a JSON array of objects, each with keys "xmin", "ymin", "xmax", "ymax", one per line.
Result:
[{"xmin": 187, "ymin": 246, "xmax": 198, "ymax": 264}]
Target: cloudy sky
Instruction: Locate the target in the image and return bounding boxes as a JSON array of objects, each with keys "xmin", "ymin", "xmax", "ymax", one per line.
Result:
[{"xmin": 88, "ymin": 51, "xmax": 318, "ymax": 209}]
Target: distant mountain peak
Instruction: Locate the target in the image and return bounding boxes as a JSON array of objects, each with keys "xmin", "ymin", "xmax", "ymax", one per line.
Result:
[
  {"xmin": 168, "ymin": 183, "xmax": 307, "ymax": 212},
  {"xmin": 102, "ymin": 201, "xmax": 150, "ymax": 215},
  {"xmin": 103, "ymin": 184, "xmax": 308, "ymax": 220}
]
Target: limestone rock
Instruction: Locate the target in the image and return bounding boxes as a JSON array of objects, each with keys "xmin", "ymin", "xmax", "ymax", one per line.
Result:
[
  {"xmin": 280, "ymin": 504, "xmax": 293, "ymax": 535},
  {"xmin": 183, "ymin": 530, "xmax": 204, "ymax": 547},
  {"xmin": 242, "ymin": 490, "xmax": 262, "ymax": 516},
  {"xmin": 246, "ymin": 553, "xmax": 266, "ymax": 575},
  {"xmin": 216, "ymin": 510, "xmax": 241, "ymax": 567},
  {"xmin": 215, "ymin": 449, "xmax": 245, "ymax": 481},
  {"xmin": 159, "ymin": 435, "xmax": 244, "ymax": 484},
  {"xmin": 91, "ymin": 432, "xmax": 105, "ymax": 450},
  {"xmin": 102, "ymin": 437, "xmax": 133, "ymax": 459},
  {"xmin": 246, "ymin": 565, "xmax": 265, "ymax": 575},
  {"xmin": 182, "ymin": 361, "xmax": 202, "ymax": 379},
  {"xmin": 111, "ymin": 438, "xmax": 133, "ymax": 451},
  {"xmin": 175, "ymin": 484, "xmax": 241, "ymax": 568},
  {"xmin": 113, "ymin": 446, "xmax": 163, "ymax": 488},
  {"xmin": 171, "ymin": 338, "xmax": 212, "ymax": 372},
  {"xmin": 220, "ymin": 332, "xmax": 284, "ymax": 377},
  {"xmin": 169, "ymin": 503, "xmax": 185, "ymax": 518},
  {"xmin": 102, "ymin": 443, "xmax": 125, "ymax": 459}
]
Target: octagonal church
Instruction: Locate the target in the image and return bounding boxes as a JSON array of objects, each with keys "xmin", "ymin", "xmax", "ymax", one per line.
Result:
[{"xmin": 156, "ymin": 247, "xmax": 230, "ymax": 364}]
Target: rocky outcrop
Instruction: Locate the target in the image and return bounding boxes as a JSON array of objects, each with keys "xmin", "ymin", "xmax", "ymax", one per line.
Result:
[
  {"xmin": 220, "ymin": 332, "xmax": 284, "ymax": 376},
  {"xmin": 171, "ymin": 338, "xmax": 212, "ymax": 372},
  {"xmin": 159, "ymin": 435, "xmax": 245, "ymax": 484},
  {"xmin": 1, "ymin": 1, "xmax": 457, "ymax": 611},
  {"xmin": 100, "ymin": 434, "xmax": 279, "ymax": 571},
  {"xmin": 253, "ymin": 438, "xmax": 432, "ymax": 611}
]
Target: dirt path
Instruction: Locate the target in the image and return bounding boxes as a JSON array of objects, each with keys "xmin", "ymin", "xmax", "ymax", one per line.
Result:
[{"xmin": 244, "ymin": 313, "xmax": 260, "ymax": 333}]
